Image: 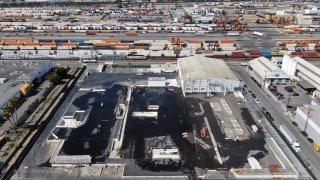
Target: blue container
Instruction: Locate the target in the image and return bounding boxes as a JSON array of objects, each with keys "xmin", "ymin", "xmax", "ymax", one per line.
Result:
[
  {"xmin": 79, "ymin": 43, "xmax": 93, "ymax": 46},
  {"xmin": 38, "ymin": 39, "xmax": 52, "ymax": 43},
  {"xmin": 121, "ymin": 40, "xmax": 134, "ymax": 43},
  {"xmin": 70, "ymin": 40, "xmax": 84, "ymax": 44},
  {"xmin": 260, "ymin": 50, "xmax": 272, "ymax": 57}
]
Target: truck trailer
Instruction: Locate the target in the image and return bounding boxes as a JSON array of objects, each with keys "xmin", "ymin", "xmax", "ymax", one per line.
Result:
[
  {"xmin": 280, "ymin": 125, "xmax": 301, "ymax": 152},
  {"xmin": 253, "ymin": 31, "xmax": 264, "ymax": 36}
]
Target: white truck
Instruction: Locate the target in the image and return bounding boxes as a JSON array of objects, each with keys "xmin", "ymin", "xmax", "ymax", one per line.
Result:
[
  {"xmin": 196, "ymin": 31, "xmax": 205, "ymax": 36},
  {"xmin": 280, "ymin": 125, "xmax": 301, "ymax": 152},
  {"xmin": 253, "ymin": 31, "xmax": 264, "ymax": 36},
  {"xmin": 227, "ymin": 31, "xmax": 240, "ymax": 36}
]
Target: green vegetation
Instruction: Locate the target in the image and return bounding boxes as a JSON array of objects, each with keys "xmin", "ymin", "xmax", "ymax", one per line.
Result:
[
  {"xmin": 56, "ymin": 67, "xmax": 68, "ymax": 78},
  {"xmin": 48, "ymin": 67, "xmax": 68, "ymax": 85},
  {"xmin": 2, "ymin": 96, "xmax": 20, "ymax": 128},
  {"xmin": 48, "ymin": 73, "xmax": 62, "ymax": 85}
]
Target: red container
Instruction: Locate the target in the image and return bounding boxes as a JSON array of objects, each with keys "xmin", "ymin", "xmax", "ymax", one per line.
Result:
[
  {"xmin": 213, "ymin": 55, "xmax": 226, "ymax": 58},
  {"xmin": 231, "ymin": 51, "xmax": 244, "ymax": 57},
  {"xmin": 291, "ymin": 51, "xmax": 302, "ymax": 57},
  {"xmin": 302, "ymin": 52, "xmax": 319, "ymax": 58},
  {"xmin": 249, "ymin": 51, "xmax": 261, "ymax": 58}
]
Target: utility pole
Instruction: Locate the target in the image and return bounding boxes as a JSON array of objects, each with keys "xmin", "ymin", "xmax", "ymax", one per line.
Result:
[
  {"xmin": 304, "ymin": 107, "xmax": 312, "ymax": 132},
  {"xmin": 286, "ymin": 93, "xmax": 291, "ymax": 109}
]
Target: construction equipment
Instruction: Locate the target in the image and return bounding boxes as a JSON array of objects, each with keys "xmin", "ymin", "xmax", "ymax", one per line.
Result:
[
  {"xmin": 256, "ymin": 15, "xmax": 292, "ymax": 25},
  {"xmin": 171, "ymin": 37, "xmax": 183, "ymax": 55},
  {"xmin": 314, "ymin": 144, "xmax": 320, "ymax": 152},
  {"xmin": 201, "ymin": 127, "xmax": 207, "ymax": 138}
]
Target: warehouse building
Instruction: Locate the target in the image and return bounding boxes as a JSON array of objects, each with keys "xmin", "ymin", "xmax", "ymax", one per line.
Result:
[
  {"xmin": 177, "ymin": 55, "xmax": 242, "ymax": 96},
  {"xmin": 277, "ymin": 55, "xmax": 320, "ymax": 97},
  {"xmin": 295, "ymin": 105, "xmax": 320, "ymax": 146},
  {"xmin": 247, "ymin": 56, "xmax": 290, "ymax": 88},
  {"xmin": 0, "ymin": 60, "xmax": 53, "ymax": 113}
]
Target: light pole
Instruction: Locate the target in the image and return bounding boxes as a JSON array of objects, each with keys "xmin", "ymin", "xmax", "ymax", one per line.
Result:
[{"xmin": 303, "ymin": 107, "xmax": 312, "ymax": 133}]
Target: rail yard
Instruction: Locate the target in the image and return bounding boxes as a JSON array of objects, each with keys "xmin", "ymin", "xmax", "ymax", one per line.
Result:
[{"xmin": 0, "ymin": 1, "xmax": 320, "ymax": 180}]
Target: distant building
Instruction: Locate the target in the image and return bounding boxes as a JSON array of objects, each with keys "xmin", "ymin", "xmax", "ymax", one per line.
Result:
[
  {"xmin": 177, "ymin": 55, "xmax": 242, "ymax": 96},
  {"xmin": 247, "ymin": 57, "xmax": 290, "ymax": 88}
]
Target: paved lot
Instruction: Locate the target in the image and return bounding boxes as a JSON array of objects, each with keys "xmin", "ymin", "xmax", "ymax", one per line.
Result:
[{"xmin": 230, "ymin": 65, "xmax": 319, "ymax": 178}]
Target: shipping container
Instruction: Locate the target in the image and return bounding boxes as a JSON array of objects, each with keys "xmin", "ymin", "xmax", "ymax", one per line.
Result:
[
  {"xmin": 291, "ymin": 51, "xmax": 303, "ymax": 57},
  {"xmin": 104, "ymin": 39, "xmax": 119, "ymax": 43},
  {"xmin": 249, "ymin": 51, "xmax": 262, "ymax": 58},
  {"xmin": 260, "ymin": 50, "xmax": 272, "ymax": 57},
  {"xmin": 78, "ymin": 43, "xmax": 93, "ymax": 47},
  {"xmin": 188, "ymin": 40, "xmax": 204, "ymax": 44},
  {"xmin": 220, "ymin": 40, "xmax": 235, "ymax": 44},
  {"xmin": 61, "ymin": 43, "xmax": 77, "ymax": 47},
  {"xmin": 121, "ymin": 40, "xmax": 135, "ymax": 43},
  {"xmin": 134, "ymin": 46, "xmax": 149, "ymax": 50},
  {"xmin": 231, "ymin": 51, "xmax": 244, "ymax": 58},
  {"xmin": 125, "ymin": 31, "xmax": 137, "ymax": 36},
  {"xmin": 302, "ymin": 52, "xmax": 319, "ymax": 58},
  {"xmin": 70, "ymin": 40, "xmax": 85, "ymax": 44},
  {"xmin": 271, "ymin": 51, "xmax": 284, "ymax": 56},
  {"xmin": 18, "ymin": 39, "xmax": 33, "ymax": 43},
  {"xmin": 94, "ymin": 43, "xmax": 111, "ymax": 47}
]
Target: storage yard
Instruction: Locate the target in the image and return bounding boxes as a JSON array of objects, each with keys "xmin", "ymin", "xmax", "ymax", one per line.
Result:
[{"xmin": 0, "ymin": 1, "xmax": 320, "ymax": 180}]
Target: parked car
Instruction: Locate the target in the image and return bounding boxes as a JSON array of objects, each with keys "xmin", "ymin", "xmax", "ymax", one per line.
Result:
[
  {"xmin": 283, "ymin": 111, "xmax": 289, "ymax": 117},
  {"xmin": 292, "ymin": 92, "xmax": 299, "ymax": 96},
  {"xmin": 250, "ymin": 93, "xmax": 256, "ymax": 99},
  {"xmin": 255, "ymin": 99, "xmax": 260, "ymax": 103}
]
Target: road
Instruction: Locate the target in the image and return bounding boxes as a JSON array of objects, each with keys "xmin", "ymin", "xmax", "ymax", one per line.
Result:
[
  {"xmin": 230, "ymin": 65, "xmax": 320, "ymax": 179},
  {"xmin": 1, "ymin": 31, "xmax": 319, "ymax": 40}
]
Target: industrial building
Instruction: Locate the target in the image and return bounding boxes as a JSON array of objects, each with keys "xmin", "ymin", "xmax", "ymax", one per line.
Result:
[
  {"xmin": 177, "ymin": 55, "xmax": 242, "ymax": 96},
  {"xmin": 0, "ymin": 60, "xmax": 53, "ymax": 112},
  {"xmin": 295, "ymin": 105, "xmax": 320, "ymax": 146},
  {"xmin": 276, "ymin": 55, "xmax": 320, "ymax": 97},
  {"xmin": 247, "ymin": 56, "xmax": 290, "ymax": 88}
]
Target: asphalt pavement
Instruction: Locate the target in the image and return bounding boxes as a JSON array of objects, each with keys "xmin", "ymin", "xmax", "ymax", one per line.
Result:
[{"xmin": 230, "ymin": 65, "xmax": 320, "ymax": 179}]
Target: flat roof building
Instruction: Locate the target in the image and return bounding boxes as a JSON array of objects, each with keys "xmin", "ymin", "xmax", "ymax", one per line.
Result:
[
  {"xmin": 0, "ymin": 60, "xmax": 53, "ymax": 111},
  {"xmin": 177, "ymin": 55, "xmax": 242, "ymax": 96}
]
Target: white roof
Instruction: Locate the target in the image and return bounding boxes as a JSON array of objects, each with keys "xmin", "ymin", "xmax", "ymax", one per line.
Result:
[
  {"xmin": 293, "ymin": 56, "xmax": 320, "ymax": 90},
  {"xmin": 297, "ymin": 105, "xmax": 320, "ymax": 130},
  {"xmin": 248, "ymin": 56, "xmax": 289, "ymax": 79},
  {"xmin": 177, "ymin": 55, "xmax": 238, "ymax": 81}
]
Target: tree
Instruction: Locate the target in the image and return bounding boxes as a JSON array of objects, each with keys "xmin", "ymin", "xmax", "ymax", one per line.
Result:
[
  {"xmin": 8, "ymin": 96, "xmax": 19, "ymax": 125},
  {"xmin": 48, "ymin": 74, "xmax": 62, "ymax": 85},
  {"xmin": 55, "ymin": 67, "xmax": 67, "ymax": 78},
  {"xmin": 2, "ymin": 96, "xmax": 20, "ymax": 127},
  {"xmin": 2, "ymin": 107, "xmax": 14, "ymax": 127}
]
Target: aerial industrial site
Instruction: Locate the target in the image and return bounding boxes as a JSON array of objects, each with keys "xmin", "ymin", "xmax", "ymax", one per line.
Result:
[{"xmin": 0, "ymin": 0, "xmax": 320, "ymax": 179}]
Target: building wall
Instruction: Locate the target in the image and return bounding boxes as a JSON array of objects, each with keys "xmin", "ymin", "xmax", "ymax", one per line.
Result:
[
  {"xmin": 247, "ymin": 66, "xmax": 263, "ymax": 86},
  {"xmin": 295, "ymin": 108, "xmax": 320, "ymax": 145},
  {"xmin": 183, "ymin": 78, "xmax": 241, "ymax": 94}
]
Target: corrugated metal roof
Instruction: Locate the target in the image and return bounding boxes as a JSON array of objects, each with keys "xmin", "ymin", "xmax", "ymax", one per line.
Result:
[
  {"xmin": 248, "ymin": 56, "xmax": 279, "ymax": 78},
  {"xmin": 177, "ymin": 55, "xmax": 238, "ymax": 81}
]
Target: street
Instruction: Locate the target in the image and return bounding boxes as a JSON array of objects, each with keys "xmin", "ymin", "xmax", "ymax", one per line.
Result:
[{"xmin": 230, "ymin": 64, "xmax": 320, "ymax": 178}]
